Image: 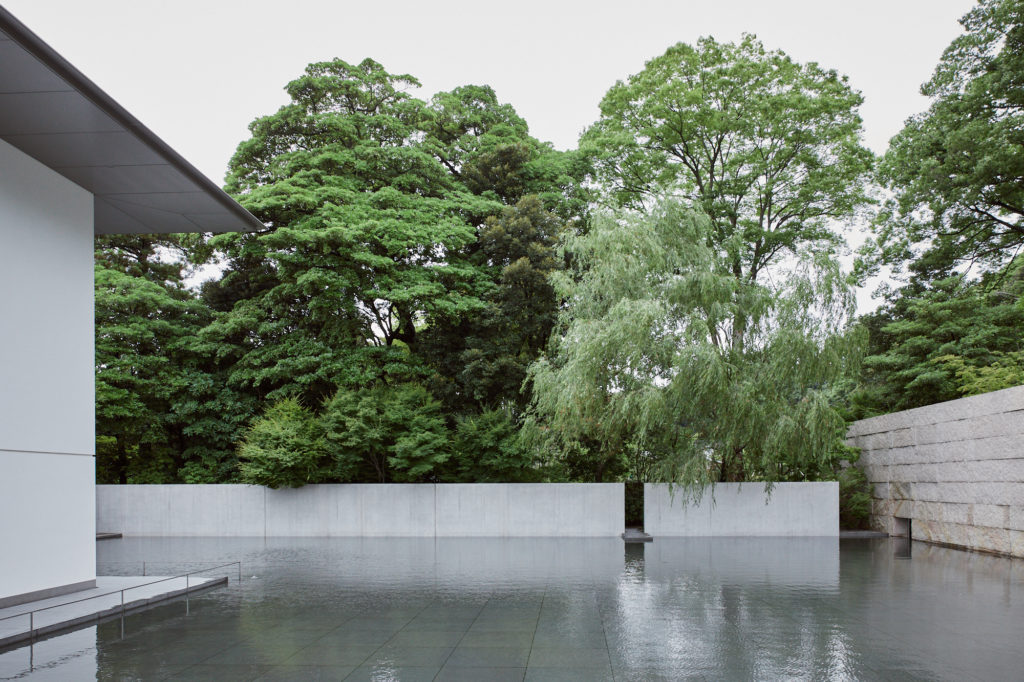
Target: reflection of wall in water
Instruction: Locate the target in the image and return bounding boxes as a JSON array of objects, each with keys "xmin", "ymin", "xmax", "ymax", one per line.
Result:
[{"xmin": 644, "ymin": 538, "xmax": 840, "ymax": 588}]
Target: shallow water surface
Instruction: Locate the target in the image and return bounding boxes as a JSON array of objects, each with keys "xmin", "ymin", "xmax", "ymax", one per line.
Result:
[{"xmin": 1, "ymin": 536, "xmax": 1022, "ymax": 680}]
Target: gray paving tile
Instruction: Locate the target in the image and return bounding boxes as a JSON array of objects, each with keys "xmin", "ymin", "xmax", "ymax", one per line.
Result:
[
  {"xmin": 459, "ymin": 631, "xmax": 535, "ymax": 648},
  {"xmin": 364, "ymin": 645, "xmax": 454, "ymax": 667},
  {"xmin": 283, "ymin": 643, "xmax": 377, "ymax": 666},
  {"xmin": 343, "ymin": 664, "xmax": 441, "ymax": 681},
  {"xmin": 525, "ymin": 668, "xmax": 615, "ymax": 681},
  {"xmin": 385, "ymin": 630, "xmax": 466, "ymax": 647},
  {"xmin": 445, "ymin": 645, "xmax": 531, "ymax": 667},
  {"xmin": 256, "ymin": 664, "xmax": 355, "ymax": 681},
  {"xmin": 168, "ymin": 663, "xmax": 270, "ymax": 680},
  {"xmin": 436, "ymin": 665, "xmax": 526, "ymax": 681},
  {"xmin": 528, "ymin": 646, "xmax": 612, "ymax": 669}
]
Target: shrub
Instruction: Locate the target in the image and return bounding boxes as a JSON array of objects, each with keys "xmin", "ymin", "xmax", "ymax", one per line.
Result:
[{"xmin": 238, "ymin": 399, "xmax": 326, "ymax": 488}]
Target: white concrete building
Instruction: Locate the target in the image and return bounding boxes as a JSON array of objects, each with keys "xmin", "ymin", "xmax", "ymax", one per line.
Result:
[{"xmin": 0, "ymin": 7, "xmax": 260, "ymax": 607}]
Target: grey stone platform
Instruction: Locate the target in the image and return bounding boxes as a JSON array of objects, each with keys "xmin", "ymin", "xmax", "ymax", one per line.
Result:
[
  {"xmin": 622, "ymin": 528, "xmax": 653, "ymax": 543},
  {"xmin": 0, "ymin": 575, "xmax": 225, "ymax": 648}
]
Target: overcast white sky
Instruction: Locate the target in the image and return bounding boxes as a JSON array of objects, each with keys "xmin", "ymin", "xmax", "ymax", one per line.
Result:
[{"xmin": 6, "ymin": 0, "xmax": 978, "ymax": 309}]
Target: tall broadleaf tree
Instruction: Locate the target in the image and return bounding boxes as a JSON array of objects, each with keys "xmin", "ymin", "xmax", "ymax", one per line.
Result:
[
  {"xmin": 582, "ymin": 35, "xmax": 873, "ymax": 348},
  {"xmin": 208, "ymin": 60, "xmax": 576, "ymax": 412},
  {"xmin": 207, "ymin": 59, "xmax": 495, "ymax": 403}
]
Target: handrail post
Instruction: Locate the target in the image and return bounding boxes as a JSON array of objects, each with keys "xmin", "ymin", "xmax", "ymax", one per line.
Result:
[{"xmin": 29, "ymin": 611, "xmax": 33, "ymax": 640}]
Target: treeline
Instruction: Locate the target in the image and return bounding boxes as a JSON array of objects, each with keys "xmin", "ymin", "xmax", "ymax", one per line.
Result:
[{"xmin": 96, "ymin": 0, "xmax": 1023, "ymax": 518}]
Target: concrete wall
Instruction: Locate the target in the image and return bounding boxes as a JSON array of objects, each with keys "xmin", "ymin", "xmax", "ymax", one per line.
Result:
[
  {"xmin": 0, "ymin": 138, "xmax": 96, "ymax": 606},
  {"xmin": 97, "ymin": 483, "xmax": 625, "ymax": 537},
  {"xmin": 644, "ymin": 482, "xmax": 839, "ymax": 536},
  {"xmin": 847, "ymin": 385, "xmax": 1024, "ymax": 558}
]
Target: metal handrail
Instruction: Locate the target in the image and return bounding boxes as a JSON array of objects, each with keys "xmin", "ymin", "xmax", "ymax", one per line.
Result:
[{"xmin": 0, "ymin": 561, "xmax": 241, "ymax": 638}]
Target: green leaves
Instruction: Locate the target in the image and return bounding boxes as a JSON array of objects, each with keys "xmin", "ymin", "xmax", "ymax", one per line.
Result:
[
  {"xmin": 582, "ymin": 34, "xmax": 873, "ymax": 285},
  {"xmin": 238, "ymin": 399, "xmax": 327, "ymax": 488},
  {"xmin": 528, "ymin": 200, "xmax": 860, "ymax": 486},
  {"xmin": 872, "ymin": 0, "xmax": 1024, "ymax": 278},
  {"xmin": 852, "ymin": 270, "xmax": 1024, "ymax": 415}
]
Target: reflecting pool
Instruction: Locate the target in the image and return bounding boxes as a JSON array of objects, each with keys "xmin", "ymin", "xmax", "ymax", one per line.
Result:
[{"xmin": 1, "ymin": 536, "xmax": 1022, "ymax": 680}]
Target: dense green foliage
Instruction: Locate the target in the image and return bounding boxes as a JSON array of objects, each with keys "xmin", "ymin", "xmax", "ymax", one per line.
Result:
[
  {"xmin": 851, "ymin": 267, "xmax": 1024, "ymax": 416},
  {"xmin": 869, "ymin": 0, "xmax": 1024, "ymax": 278},
  {"xmin": 852, "ymin": 0, "xmax": 1024, "ymax": 418},
  {"xmin": 526, "ymin": 202, "xmax": 860, "ymax": 487},
  {"xmin": 582, "ymin": 35, "xmax": 873, "ymax": 292},
  {"xmin": 94, "ymin": 6, "xmax": 1024, "ymax": 512},
  {"xmin": 95, "ymin": 236, "xmax": 252, "ymax": 484}
]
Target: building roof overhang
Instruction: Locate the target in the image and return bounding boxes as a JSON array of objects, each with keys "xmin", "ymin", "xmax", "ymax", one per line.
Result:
[{"xmin": 0, "ymin": 7, "xmax": 263, "ymax": 235}]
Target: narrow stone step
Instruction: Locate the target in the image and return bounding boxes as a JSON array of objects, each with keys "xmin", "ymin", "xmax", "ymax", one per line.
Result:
[{"xmin": 621, "ymin": 528, "xmax": 653, "ymax": 543}]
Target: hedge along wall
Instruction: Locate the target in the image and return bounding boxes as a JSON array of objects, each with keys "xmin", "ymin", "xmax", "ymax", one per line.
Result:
[
  {"xmin": 644, "ymin": 482, "xmax": 839, "ymax": 536},
  {"xmin": 96, "ymin": 483, "xmax": 624, "ymax": 537},
  {"xmin": 847, "ymin": 385, "xmax": 1024, "ymax": 558}
]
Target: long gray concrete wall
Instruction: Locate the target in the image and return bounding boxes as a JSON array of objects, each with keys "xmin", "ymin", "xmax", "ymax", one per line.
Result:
[
  {"xmin": 96, "ymin": 483, "xmax": 624, "ymax": 537},
  {"xmin": 643, "ymin": 482, "xmax": 839, "ymax": 536},
  {"xmin": 847, "ymin": 385, "xmax": 1024, "ymax": 557}
]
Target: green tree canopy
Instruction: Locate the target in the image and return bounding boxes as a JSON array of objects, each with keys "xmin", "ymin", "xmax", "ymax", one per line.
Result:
[
  {"xmin": 870, "ymin": 0, "xmax": 1024, "ymax": 278},
  {"xmin": 322, "ymin": 383, "xmax": 450, "ymax": 483},
  {"xmin": 95, "ymin": 237, "xmax": 253, "ymax": 484},
  {"xmin": 582, "ymin": 34, "xmax": 873, "ymax": 291},
  {"xmin": 526, "ymin": 201, "xmax": 860, "ymax": 486},
  {"xmin": 203, "ymin": 59, "xmax": 577, "ymax": 409},
  {"xmin": 852, "ymin": 265, "xmax": 1024, "ymax": 416}
]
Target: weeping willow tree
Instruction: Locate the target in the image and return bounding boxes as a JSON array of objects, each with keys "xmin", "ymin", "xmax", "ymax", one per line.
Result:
[{"xmin": 525, "ymin": 201, "xmax": 861, "ymax": 489}]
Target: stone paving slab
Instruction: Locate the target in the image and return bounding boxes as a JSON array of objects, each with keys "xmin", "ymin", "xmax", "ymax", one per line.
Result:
[{"xmin": 0, "ymin": 575, "xmax": 225, "ymax": 648}]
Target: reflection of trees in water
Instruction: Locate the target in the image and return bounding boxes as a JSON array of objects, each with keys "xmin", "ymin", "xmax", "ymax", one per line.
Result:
[{"xmin": 604, "ymin": 546, "xmax": 865, "ymax": 677}]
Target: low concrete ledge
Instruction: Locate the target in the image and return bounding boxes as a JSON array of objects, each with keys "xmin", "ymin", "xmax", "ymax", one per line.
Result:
[
  {"xmin": 644, "ymin": 482, "xmax": 839, "ymax": 536},
  {"xmin": 0, "ymin": 575, "xmax": 226, "ymax": 649},
  {"xmin": 98, "ymin": 483, "xmax": 625, "ymax": 537}
]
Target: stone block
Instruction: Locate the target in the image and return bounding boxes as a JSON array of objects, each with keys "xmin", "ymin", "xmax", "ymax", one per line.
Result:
[
  {"xmin": 919, "ymin": 520, "xmax": 969, "ymax": 548},
  {"xmin": 868, "ymin": 513, "xmax": 891, "ymax": 534},
  {"xmin": 966, "ymin": 458, "xmax": 1024, "ymax": 483},
  {"xmin": 871, "ymin": 497, "xmax": 893, "ymax": 519},
  {"xmin": 871, "ymin": 481, "xmax": 889, "ymax": 500},
  {"xmin": 971, "ymin": 504, "xmax": 1010, "ymax": 529},
  {"xmin": 918, "ymin": 442, "xmax": 971, "ymax": 465},
  {"xmin": 963, "ymin": 435, "xmax": 1024, "ymax": 461},
  {"xmin": 968, "ymin": 411, "xmax": 1024, "ymax": 440},
  {"xmin": 915, "ymin": 420, "xmax": 974, "ymax": 446},
  {"xmin": 1009, "ymin": 506, "xmax": 1024, "ymax": 532},
  {"xmin": 925, "ymin": 460, "xmax": 970, "ymax": 483},
  {"xmin": 892, "ymin": 498, "xmax": 914, "ymax": 519},
  {"xmin": 860, "ymin": 462, "xmax": 885, "ymax": 484},
  {"xmin": 967, "ymin": 525, "xmax": 1012, "ymax": 555},
  {"xmin": 889, "ymin": 480, "xmax": 913, "ymax": 500},
  {"xmin": 890, "ymin": 427, "xmax": 916, "ymax": 448},
  {"xmin": 1011, "ymin": 530, "xmax": 1024, "ymax": 558},
  {"xmin": 859, "ymin": 431, "xmax": 892, "ymax": 452},
  {"xmin": 941, "ymin": 502, "xmax": 970, "ymax": 525}
]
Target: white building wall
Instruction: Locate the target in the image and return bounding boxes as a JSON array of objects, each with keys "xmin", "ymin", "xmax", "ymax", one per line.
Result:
[{"xmin": 0, "ymin": 138, "xmax": 96, "ymax": 606}]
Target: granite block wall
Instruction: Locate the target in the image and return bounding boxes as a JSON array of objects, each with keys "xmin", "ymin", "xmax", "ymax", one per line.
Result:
[{"xmin": 847, "ymin": 385, "xmax": 1024, "ymax": 557}]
